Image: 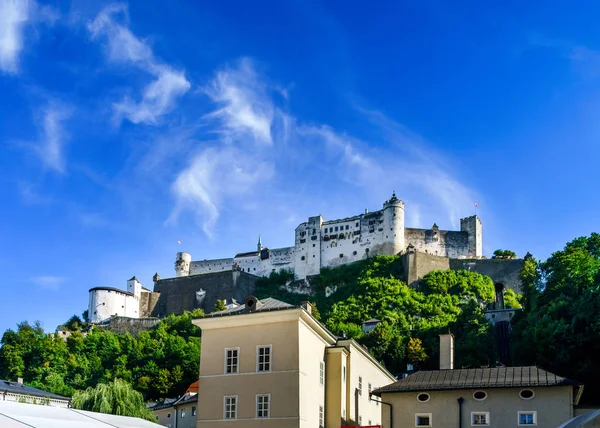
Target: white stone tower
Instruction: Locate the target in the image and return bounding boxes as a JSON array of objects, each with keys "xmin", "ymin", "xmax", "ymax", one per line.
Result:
[
  {"xmin": 460, "ymin": 215, "xmax": 482, "ymax": 257},
  {"xmin": 382, "ymin": 192, "xmax": 405, "ymax": 254},
  {"xmin": 127, "ymin": 276, "xmax": 142, "ymax": 299},
  {"xmin": 175, "ymin": 252, "xmax": 192, "ymax": 277}
]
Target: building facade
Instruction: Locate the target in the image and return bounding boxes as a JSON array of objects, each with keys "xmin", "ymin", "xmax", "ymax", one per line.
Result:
[
  {"xmin": 372, "ymin": 335, "xmax": 583, "ymax": 428},
  {"xmin": 88, "ymin": 276, "xmax": 159, "ymax": 324},
  {"xmin": 175, "ymin": 193, "xmax": 482, "ymax": 280},
  {"xmin": 192, "ymin": 297, "xmax": 395, "ymax": 427}
]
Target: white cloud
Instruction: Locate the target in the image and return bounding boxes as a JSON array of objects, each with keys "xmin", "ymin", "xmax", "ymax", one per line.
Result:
[
  {"xmin": 169, "ymin": 146, "xmax": 274, "ymax": 238},
  {"xmin": 89, "ymin": 4, "xmax": 190, "ymax": 124},
  {"xmin": 0, "ymin": 0, "xmax": 30, "ymax": 73},
  {"xmin": 169, "ymin": 59, "xmax": 479, "ymax": 237},
  {"xmin": 32, "ymin": 275, "xmax": 67, "ymax": 291},
  {"xmin": 202, "ymin": 58, "xmax": 275, "ymax": 145},
  {"xmin": 32, "ymin": 103, "xmax": 71, "ymax": 173}
]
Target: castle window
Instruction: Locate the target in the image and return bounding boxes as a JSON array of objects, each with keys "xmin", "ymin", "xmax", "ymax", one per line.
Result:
[
  {"xmin": 313, "ymin": 244, "xmax": 315, "ymax": 247},
  {"xmin": 301, "ymin": 256, "xmax": 305, "ymax": 261},
  {"xmin": 324, "ymin": 228, "xmax": 328, "ymax": 233},
  {"xmin": 335, "ymin": 226, "xmax": 338, "ymax": 231},
  {"xmin": 313, "ymin": 229, "xmax": 316, "ymax": 234},
  {"xmin": 346, "ymin": 225, "xmax": 349, "ymax": 230},
  {"xmin": 339, "ymin": 253, "xmax": 344, "ymax": 258},
  {"xmin": 353, "ymin": 251, "xmax": 357, "ymax": 256},
  {"xmin": 356, "ymin": 222, "xmax": 359, "ymax": 227}
]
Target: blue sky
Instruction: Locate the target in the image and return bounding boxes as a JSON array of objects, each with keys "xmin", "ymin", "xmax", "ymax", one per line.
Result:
[{"xmin": 1, "ymin": 0, "xmax": 599, "ymax": 333}]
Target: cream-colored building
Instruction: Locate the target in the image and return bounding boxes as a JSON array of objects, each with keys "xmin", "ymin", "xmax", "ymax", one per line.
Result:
[
  {"xmin": 372, "ymin": 334, "xmax": 584, "ymax": 428},
  {"xmin": 192, "ymin": 297, "xmax": 395, "ymax": 427}
]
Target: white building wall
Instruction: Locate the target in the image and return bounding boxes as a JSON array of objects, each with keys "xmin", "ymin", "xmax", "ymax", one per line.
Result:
[
  {"xmin": 88, "ymin": 289, "xmax": 139, "ymax": 323},
  {"xmin": 173, "ymin": 195, "xmax": 480, "ymax": 280}
]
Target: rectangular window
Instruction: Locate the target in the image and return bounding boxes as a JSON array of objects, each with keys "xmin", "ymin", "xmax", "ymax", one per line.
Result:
[
  {"xmin": 192, "ymin": 406, "xmax": 196, "ymax": 416},
  {"xmin": 368, "ymin": 383, "xmax": 372, "ymax": 394},
  {"xmin": 319, "ymin": 361, "xmax": 325, "ymax": 385},
  {"xmin": 416, "ymin": 413, "xmax": 432, "ymax": 427},
  {"xmin": 319, "ymin": 405, "xmax": 324, "ymax": 428},
  {"xmin": 518, "ymin": 411, "xmax": 537, "ymax": 425},
  {"xmin": 257, "ymin": 345, "xmax": 271, "ymax": 372},
  {"xmin": 472, "ymin": 412, "xmax": 490, "ymax": 426},
  {"xmin": 343, "ymin": 366, "xmax": 346, "ymax": 382},
  {"xmin": 346, "ymin": 225, "xmax": 349, "ymax": 230},
  {"xmin": 358, "ymin": 416, "xmax": 362, "ymax": 425},
  {"xmin": 358, "ymin": 376, "xmax": 363, "ymax": 396},
  {"xmin": 224, "ymin": 396, "xmax": 237, "ymax": 419},
  {"xmin": 224, "ymin": 348, "xmax": 239, "ymax": 374},
  {"xmin": 256, "ymin": 394, "xmax": 270, "ymax": 418}
]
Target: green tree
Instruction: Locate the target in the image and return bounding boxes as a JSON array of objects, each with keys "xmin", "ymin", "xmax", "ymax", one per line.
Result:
[
  {"xmin": 71, "ymin": 378, "xmax": 156, "ymax": 421},
  {"xmin": 406, "ymin": 338, "xmax": 427, "ymax": 366},
  {"xmin": 213, "ymin": 299, "xmax": 227, "ymax": 312},
  {"xmin": 492, "ymin": 249, "xmax": 517, "ymax": 259}
]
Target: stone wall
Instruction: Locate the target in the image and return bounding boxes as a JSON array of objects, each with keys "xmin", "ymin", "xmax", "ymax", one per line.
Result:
[
  {"xmin": 152, "ymin": 270, "xmax": 258, "ymax": 316},
  {"xmin": 401, "ymin": 251, "xmax": 450, "ymax": 286},
  {"xmin": 97, "ymin": 316, "xmax": 161, "ymax": 335},
  {"xmin": 449, "ymin": 258, "xmax": 525, "ymax": 293},
  {"xmin": 139, "ymin": 291, "xmax": 160, "ymax": 317}
]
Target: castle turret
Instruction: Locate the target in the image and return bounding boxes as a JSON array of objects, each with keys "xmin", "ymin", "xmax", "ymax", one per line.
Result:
[
  {"xmin": 460, "ymin": 215, "xmax": 482, "ymax": 257},
  {"xmin": 257, "ymin": 234, "xmax": 263, "ymax": 252},
  {"xmin": 127, "ymin": 276, "xmax": 142, "ymax": 299},
  {"xmin": 175, "ymin": 252, "xmax": 192, "ymax": 277},
  {"xmin": 382, "ymin": 192, "xmax": 405, "ymax": 254}
]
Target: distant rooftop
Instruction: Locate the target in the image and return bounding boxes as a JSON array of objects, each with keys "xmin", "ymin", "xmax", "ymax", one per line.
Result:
[
  {"xmin": 373, "ymin": 366, "xmax": 581, "ymax": 395},
  {"xmin": 0, "ymin": 379, "xmax": 69, "ymax": 401},
  {"xmin": 206, "ymin": 297, "xmax": 294, "ymax": 317}
]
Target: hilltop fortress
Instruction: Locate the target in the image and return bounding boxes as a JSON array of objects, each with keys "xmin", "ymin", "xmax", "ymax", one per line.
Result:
[
  {"xmin": 89, "ymin": 193, "xmax": 523, "ymax": 324},
  {"xmin": 174, "ymin": 193, "xmax": 482, "ymax": 280}
]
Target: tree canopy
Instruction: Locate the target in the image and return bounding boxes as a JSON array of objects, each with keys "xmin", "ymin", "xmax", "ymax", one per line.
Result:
[
  {"xmin": 0, "ymin": 310, "xmax": 203, "ymax": 400},
  {"xmin": 71, "ymin": 378, "xmax": 156, "ymax": 421}
]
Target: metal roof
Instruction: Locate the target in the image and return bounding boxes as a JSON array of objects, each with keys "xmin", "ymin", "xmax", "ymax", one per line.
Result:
[
  {"xmin": 0, "ymin": 401, "xmax": 163, "ymax": 427},
  {"xmin": 0, "ymin": 379, "xmax": 69, "ymax": 401},
  {"xmin": 88, "ymin": 286, "xmax": 134, "ymax": 296},
  {"xmin": 373, "ymin": 366, "xmax": 581, "ymax": 395},
  {"xmin": 206, "ymin": 297, "xmax": 294, "ymax": 317}
]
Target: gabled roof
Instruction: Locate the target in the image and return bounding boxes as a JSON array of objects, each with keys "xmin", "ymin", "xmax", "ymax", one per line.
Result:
[
  {"xmin": 0, "ymin": 379, "xmax": 69, "ymax": 401},
  {"xmin": 207, "ymin": 297, "xmax": 293, "ymax": 317},
  {"xmin": 373, "ymin": 366, "xmax": 581, "ymax": 395}
]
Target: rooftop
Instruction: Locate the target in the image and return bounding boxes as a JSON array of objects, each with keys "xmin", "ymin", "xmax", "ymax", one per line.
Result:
[
  {"xmin": 373, "ymin": 366, "xmax": 582, "ymax": 395},
  {"xmin": 206, "ymin": 297, "xmax": 294, "ymax": 317},
  {"xmin": 88, "ymin": 286, "xmax": 134, "ymax": 297},
  {"xmin": 0, "ymin": 379, "xmax": 69, "ymax": 401}
]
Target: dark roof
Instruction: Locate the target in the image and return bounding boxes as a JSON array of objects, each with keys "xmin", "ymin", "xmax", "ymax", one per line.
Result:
[
  {"xmin": 89, "ymin": 286, "xmax": 134, "ymax": 296},
  {"xmin": 206, "ymin": 297, "xmax": 294, "ymax": 317},
  {"xmin": 234, "ymin": 251, "xmax": 260, "ymax": 258},
  {"xmin": 0, "ymin": 379, "xmax": 69, "ymax": 401},
  {"xmin": 148, "ymin": 394, "xmax": 197, "ymax": 411},
  {"xmin": 373, "ymin": 367, "xmax": 581, "ymax": 395}
]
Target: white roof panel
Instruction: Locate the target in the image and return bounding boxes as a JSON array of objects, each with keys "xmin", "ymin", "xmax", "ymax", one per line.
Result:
[{"xmin": 0, "ymin": 401, "xmax": 164, "ymax": 427}]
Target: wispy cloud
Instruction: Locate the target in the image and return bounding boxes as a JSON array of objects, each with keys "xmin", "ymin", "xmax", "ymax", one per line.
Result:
[
  {"xmin": 31, "ymin": 103, "xmax": 72, "ymax": 173},
  {"xmin": 169, "ymin": 59, "xmax": 479, "ymax": 237},
  {"xmin": 89, "ymin": 3, "xmax": 190, "ymax": 125},
  {"xmin": 202, "ymin": 58, "xmax": 275, "ymax": 145},
  {"xmin": 31, "ymin": 275, "xmax": 67, "ymax": 291},
  {"xmin": 0, "ymin": 0, "xmax": 30, "ymax": 73},
  {"xmin": 528, "ymin": 32, "xmax": 600, "ymax": 78}
]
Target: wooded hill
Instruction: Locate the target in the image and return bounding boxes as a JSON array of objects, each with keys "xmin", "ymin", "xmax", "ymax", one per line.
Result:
[{"xmin": 1, "ymin": 233, "xmax": 599, "ymax": 403}]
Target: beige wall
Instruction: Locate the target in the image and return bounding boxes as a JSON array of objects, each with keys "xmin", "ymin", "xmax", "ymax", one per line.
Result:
[
  {"xmin": 342, "ymin": 341, "xmax": 395, "ymax": 427},
  {"xmin": 153, "ymin": 403, "xmax": 197, "ymax": 428},
  {"xmin": 381, "ymin": 386, "xmax": 573, "ymax": 428},
  {"xmin": 195, "ymin": 310, "xmax": 304, "ymax": 427},
  {"xmin": 298, "ymin": 317, "xmax": 328, "ymax": 428}
]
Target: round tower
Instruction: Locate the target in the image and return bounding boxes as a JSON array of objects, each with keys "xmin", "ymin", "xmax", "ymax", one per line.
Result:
[
  {"xmin": 175, "ymin": 252, "xmax": 192, "ymax": 277},
  {"xmin": 382, "ymin": 192, "xmax": 405, "ymax": 254}
]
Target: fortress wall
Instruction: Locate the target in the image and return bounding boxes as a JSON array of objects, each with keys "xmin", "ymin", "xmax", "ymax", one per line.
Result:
[
  {"xmin": 449, "ymin": 258, "xmax": 525, "ymax": 293},
  {"xmin": 139, "ymin": 291, "xmax": 160, "ymax": 317},
  {"xmin": 404, "ymin": 228, "xmax": 469, "ymax": 258},
  {"xmin": 402, "ymin": 251, "xmax": 451, "ymax": 286},
  {"xmin": 190, "ymin": 258, "xmax": 233, "ymax": 275},
  {"xmin": 98, "ymin": 317, "xmax": 160, "ymax": 335},
  {"xmin": 152, "ymin": 270, "xmax": 258, "ymax": 316}
]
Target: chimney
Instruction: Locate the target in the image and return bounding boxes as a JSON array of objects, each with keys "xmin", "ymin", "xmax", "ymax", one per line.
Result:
[
  {"xmin": 439, "ymin": 333, "xmax": 454, "ymax": 370},
  {"xmin": 17, "ymin": 377, "xmax": 23, "ymax": 385},
  {"xmin": 300, "ymin": 301, "xmax": 312, "ymax": 315}
]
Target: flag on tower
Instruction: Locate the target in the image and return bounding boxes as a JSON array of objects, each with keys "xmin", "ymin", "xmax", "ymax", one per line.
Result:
[
  {"xmin": 474, "ymin": 202, "xmax": 479, "ymax": 207},
  {"xmin": 177, "ymin": 239, "xmax": 182, "ymax": 244}
]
